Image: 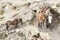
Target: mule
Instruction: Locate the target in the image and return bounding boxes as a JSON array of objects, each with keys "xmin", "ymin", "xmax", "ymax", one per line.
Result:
[
  {"xmin": 45, "ymin": 8, "xmax": 53, "ymax": 28},
  {"xmin": 5, "ymin": 18, "xmax": 22, "ymax": 31},
  {"xmin": 37, "ymin": 8, "xmax": 46, "ymax": 28},
  {"xmin": 46, "ymin": 7, "xmax": 60, "ymax": 30}
]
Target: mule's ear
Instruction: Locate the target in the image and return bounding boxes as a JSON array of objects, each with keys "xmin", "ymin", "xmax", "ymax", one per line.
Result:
[
  {"xmin": 19, "ymin": 18, "xmax": 22, "ymax": 22},
  {"xmin": 39, "ymin": 11, "xmax": 40, "ymax": 13},
  {"xmin": 5, "ymin": 23, "xmax": 7, "ymax": 25},
  {"xmin": 33, "ymin": 10, "xmax": 37, "ymax": 13},
  {"xmin": 37, "ymin": 33, "xmax": 40, "ymax": 37}
]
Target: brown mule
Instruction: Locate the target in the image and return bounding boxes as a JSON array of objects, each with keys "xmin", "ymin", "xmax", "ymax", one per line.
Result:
[
  {"xmin": 5, "ymin": 18, "xmax": 22, "ymax": 31},
  {"xmin": 37, "ymin": 8, "xmax": 46, "ymax": 28}
]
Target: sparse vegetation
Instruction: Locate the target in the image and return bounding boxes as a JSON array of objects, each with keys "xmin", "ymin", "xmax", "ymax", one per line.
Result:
[{"xmin": 0, "ymin": 10, "xmax": 4, "ymax": 15}]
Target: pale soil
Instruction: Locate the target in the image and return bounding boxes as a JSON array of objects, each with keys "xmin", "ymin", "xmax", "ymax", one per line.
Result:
[{"xmin": 0, "ymin": 0, "xmax": 60, "ymax": 40}]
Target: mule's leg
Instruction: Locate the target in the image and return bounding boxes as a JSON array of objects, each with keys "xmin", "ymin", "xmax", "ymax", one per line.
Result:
[
  {"xmin": 38, "ymin": 22, "xmax": 40, "ymax": 28},
  {"xmin": 40, "ymin": 22, "xmax": 42, "ymax": 28},
  {"xmin": 47, "ymin": 23, "xmax": 51, "ymax": 28},
  {"xmin": 38, "ymin": 22, "xmax": 40, "ymax": 30},
  {"xmin": 14, "ymin": 22, "xmax": 18, "ymax": 28},
  {"xmin": 42, "ymin": 20, "xmax": 45, "ymax": 27},
  {"xmin": 46, "ymin": 17, "xmax": 49, "ymax": 28},
  {"xmin": 46, "ymin": 19, "xmax": 53, "ymax": 31},
  {"xmin": 44, "ymin": 19, "xmax": 46, "ymax": 26},
  {"xmin": 38, "ymin": 22, "xmax": 42, "ymax": 29},
  {"xmin": 41, "ymin": 22, "xmax": 43, "ymax": 28},
  {"xmin": 49, "ymin": 24, "xmax": 53, "ymax": 31},
  {"xmin": 6, "ymin": 23, "xmax": 10, "ymax": 31},
  {"xmin": 19, "ymin": 18, "xmax": 23, "ymax": 25},
  {"xmin": 14, "ymin": 25, "xmax": 18, "ymax": 29}
]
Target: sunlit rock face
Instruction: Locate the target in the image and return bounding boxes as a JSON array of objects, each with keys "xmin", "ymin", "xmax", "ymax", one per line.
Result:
[{"xmin": 0, "ymin": 0, "xmax": 60, "ymax": 40}]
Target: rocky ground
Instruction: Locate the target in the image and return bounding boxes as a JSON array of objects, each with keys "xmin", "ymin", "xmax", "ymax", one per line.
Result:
[{"xmin": 0, "ymin": 0, "xmax": 60, "ymax": 40}]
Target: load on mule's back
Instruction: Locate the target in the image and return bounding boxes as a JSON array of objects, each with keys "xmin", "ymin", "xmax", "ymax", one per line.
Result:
[{"xmin": 38, "ymin": 11, "xmax": 45, "ymax": 23}]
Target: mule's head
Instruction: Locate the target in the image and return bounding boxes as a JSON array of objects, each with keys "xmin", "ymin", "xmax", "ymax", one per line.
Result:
[
  {"xmin": 46, "ymin": 8, "xmax": 53, "ymax": 24},
  {"xmin": 18, "ymin": 18, "xmax": 23, "ymax": 25}
]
